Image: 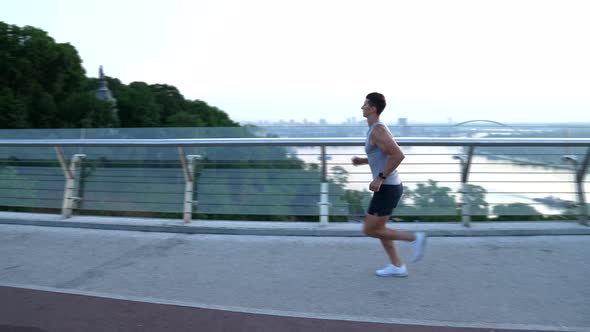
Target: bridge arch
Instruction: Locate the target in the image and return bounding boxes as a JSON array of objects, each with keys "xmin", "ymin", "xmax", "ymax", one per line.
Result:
[{"xmin": 453, "ymin": 120, "xmax": 512, "ymax": 128}]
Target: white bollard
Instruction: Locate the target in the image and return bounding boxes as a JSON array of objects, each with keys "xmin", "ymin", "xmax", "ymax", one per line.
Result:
[{"xmin": 319, "ymin": 182, "xmax": 330, "ymax": 225}]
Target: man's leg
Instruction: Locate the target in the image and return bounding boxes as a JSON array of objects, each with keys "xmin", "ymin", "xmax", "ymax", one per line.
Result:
[
  {"xmin": 364, "ymin": 213, "xmax": 415, "ymax": 266},
  {"xmin": 380, "ymin": 238, "xmax": 401, "ymax": 267}
]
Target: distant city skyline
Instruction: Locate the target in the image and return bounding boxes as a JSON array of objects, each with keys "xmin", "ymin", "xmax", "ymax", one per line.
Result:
[
  {"xmin": 3, "ymin": 0, "xmax": 589, "ymax": 124},
  {"xmin": 241, "ymin": 116, "xmax": 589, "ymax": 127},
  {"xmin": 237, "ymin": 115, "xmax": 589, "ymax": 128}
]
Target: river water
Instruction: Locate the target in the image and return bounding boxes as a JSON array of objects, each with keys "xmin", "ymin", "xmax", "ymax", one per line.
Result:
[{"xmin": 295, "ymin": 145, "xmax": 584, "ymax": 215}]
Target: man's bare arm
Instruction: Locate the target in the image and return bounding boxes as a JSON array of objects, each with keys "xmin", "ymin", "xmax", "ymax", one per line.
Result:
[
  {"xmin": 351, "ymin": 156, "xmax": 368, "ymax": 166},
  {"xmin": 372, "ymin": 126, "xmax": 405, "ymax": 177}
]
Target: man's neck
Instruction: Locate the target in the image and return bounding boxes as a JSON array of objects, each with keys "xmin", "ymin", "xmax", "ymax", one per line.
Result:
[{"xmin": 367, "ymin": 115, "xmax": 380, "ymax": 127}]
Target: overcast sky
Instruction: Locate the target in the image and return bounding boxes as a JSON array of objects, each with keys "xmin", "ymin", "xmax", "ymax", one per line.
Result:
[{"xmin": 3, "ymin": 0, "xmax": 589, "ymax": 124}]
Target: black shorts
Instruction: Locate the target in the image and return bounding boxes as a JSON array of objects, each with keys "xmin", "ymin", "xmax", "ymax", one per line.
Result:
[{"xmin": 367, "ymin": 184, "xmax": 403, "ymax": 217}]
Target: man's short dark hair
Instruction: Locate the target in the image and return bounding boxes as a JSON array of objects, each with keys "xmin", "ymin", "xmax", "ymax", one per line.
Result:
[{"xmin": 366, "ymin": 92, "xmax": 386, "ymax": 115}]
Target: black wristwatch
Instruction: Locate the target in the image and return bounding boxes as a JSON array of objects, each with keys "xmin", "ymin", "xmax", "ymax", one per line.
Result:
[{"xmin": 378, "ymin": 172, "xmax": 387, "ymax": 180}]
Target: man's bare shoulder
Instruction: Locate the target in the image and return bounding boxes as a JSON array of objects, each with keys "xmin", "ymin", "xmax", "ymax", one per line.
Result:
[{"xmin": 371, "ymin": 124, "xmax": 393, "ymax": 138}]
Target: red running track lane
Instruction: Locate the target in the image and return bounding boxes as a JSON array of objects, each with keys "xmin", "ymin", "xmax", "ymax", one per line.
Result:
[{"xmin": 0, "ymin": 286, "xmax": 551, "ymax": 332}]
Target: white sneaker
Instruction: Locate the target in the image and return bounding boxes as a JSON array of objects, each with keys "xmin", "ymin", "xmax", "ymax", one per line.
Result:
[
  {"xmin": 409, "ymin": 232, "xmax": 427, "ymax": 263},
  {"xmin": 375, "ymin": 264, "xmax": 408, "ymax": 277}
]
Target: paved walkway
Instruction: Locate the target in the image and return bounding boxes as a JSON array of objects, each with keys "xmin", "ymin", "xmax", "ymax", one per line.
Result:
[{"xmin": 0, "ymin": 221, "xmax": 588, "ymax": 331}]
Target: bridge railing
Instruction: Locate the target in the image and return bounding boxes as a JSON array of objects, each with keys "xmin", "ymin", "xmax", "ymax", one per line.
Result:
[{"xmin": 0, "ymin": 137, "xmax": 588, "ymax": 226}]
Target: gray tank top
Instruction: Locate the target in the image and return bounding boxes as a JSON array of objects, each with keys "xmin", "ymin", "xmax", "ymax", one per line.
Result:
[{"xmin": 365, "ymin": 121, "xmax": 402, "ymax": 185}]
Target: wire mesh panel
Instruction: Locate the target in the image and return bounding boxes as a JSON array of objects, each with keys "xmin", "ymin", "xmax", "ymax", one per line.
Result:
[
  {"xmin": 197, "ymin": 168, "xmax": 321, "ymax": 215},
  {"xmin": 79, "ymin": 164, "xmax": 185, "ymax": 213},
  {"xmin": 192, "ymin": 144, "xmax": 351, "ymax": 217},
  {"xmin": 0, "ymin": 164, "xmax": 63, "ymax": 209}
]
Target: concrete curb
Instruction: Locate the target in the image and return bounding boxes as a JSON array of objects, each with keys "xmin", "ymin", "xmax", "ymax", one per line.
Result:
[
  {"xmin": 0, "ymin": 218, "xmax": 365, "ymax": 237},
  {"xmin": 1, "ymin": 212, "xmax": 589, "ymax": 237}
]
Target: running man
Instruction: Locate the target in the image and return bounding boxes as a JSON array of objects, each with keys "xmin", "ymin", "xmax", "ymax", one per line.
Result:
[{"xmin": 352, "ymin": 92, "xmax": 427, "ymax": 277}]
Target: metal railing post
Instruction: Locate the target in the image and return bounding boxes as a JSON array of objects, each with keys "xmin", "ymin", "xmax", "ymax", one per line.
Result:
[
  {"xmin": 55, "ymin": 147, "xmax": 86, "ymax": 219},
  {"xmin": 563, "ymin": 149, "xmax": 589, "ymax": 226},
  {"xmin": 179, "ymin": 148, "xmax": 201, "ymax": 223},
  {"xmin": 577, "ymin": 149, "xmax": 590, "ymax": 225},
  {"xmin": 318, "ymin": 146, "xmax": 330, "ymax": 225},
  {"xmin": 454, "ymin": 146, "xmax": 474, "ymax": 227}
]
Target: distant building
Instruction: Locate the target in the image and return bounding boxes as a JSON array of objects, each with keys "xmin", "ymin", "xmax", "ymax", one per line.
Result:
[
  {"xmin": 95, "ymin": 65, "xmax": 116, "ymax": 104},
  {"xmin": 95, "ymin": 66, "xmax": 119, "ymax": 124},
  {"xmin": 397, "ymin": 117, "xmax": 409, "ymax": 136}
]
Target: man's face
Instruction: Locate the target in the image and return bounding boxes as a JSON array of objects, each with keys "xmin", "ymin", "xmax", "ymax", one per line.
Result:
[{"xmin": 361, "ymin": 99, "xmax": 374, "ymax": 118}]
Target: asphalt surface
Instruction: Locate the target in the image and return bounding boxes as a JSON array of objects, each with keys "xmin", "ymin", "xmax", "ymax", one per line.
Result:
[{"xmin": 1, "ymin": 223, "xmax": 589, "ymax": 331}]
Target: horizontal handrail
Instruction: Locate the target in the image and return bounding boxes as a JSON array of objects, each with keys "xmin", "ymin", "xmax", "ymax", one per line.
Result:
[{"xmin": 1, "ymin": 137, "xmax": 590, "ymax": 147}]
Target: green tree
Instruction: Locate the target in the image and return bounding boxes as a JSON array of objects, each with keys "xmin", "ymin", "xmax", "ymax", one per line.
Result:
[
  {"xmin": 0, "ymin": 88, "xmax": 28, "ymax": 128},
  {"xmin": 186, "ymin": 99, "xmax": 238, "ymax": 127},
  {"xmin": 0, "ymin": 22, "xmax": 87, "ymax": 128},
  {"xmin": 166, "ymin": 111, "xmax": 205, "ymax": 127},
  {"xmin": 105, "ymin": 77, "xmax": 239, "ymax": 128},
  {"xmin": 493, "ymin": 203, "xmax": 541, "ymax": 220},
  {"xmin": 407, "ymin": 179, "xmax": 458, "ymax": 216},
  {"xmin": 150, "ymin": 84, "xmax": 186, "ymax": 124},
  {"xmin": 115, "ymin": 81, "xmax": 161, "ymax": 127},
  {"xmin": 465, "ymin": 184, "xmax": 488, "ymax": 216},
  {"xmin": 58, "ymin": 90, "xmax": 118, "ymax": 128},
  {"xmin": 341, "ymin": 189, "xmax": 370, "ymax": 216},
  {"xmin": 330, "ymin": 166, "xmax": 348, "ymax": 185}
]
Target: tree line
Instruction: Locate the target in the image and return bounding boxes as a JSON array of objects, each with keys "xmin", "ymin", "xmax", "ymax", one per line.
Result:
[
  {"xmin": 337, "ymin": 174, "xmax": 561, "ymax": 221},
  {"xmin": 0, "ymin": 21, "xmax": 238, "ymax": 129}
]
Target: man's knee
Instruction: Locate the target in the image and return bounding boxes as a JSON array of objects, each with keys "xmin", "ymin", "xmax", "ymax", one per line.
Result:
[
  {"xmin": 363, "ymin": 225, "xmax": 373, "ymax": 237},
  {"xmin": 364, "ymin": 214, "xmax": 389, "ymax": 238},
  {"xmin": 363, "ymin": 224, "xmax": 380, "ymax": 238}
]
